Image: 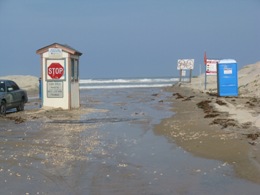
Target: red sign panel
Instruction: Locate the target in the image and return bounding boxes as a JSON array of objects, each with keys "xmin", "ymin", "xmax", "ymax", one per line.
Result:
[{"xmin": 48, "ymin": 63, "xmax": 64, "ymax": 79}]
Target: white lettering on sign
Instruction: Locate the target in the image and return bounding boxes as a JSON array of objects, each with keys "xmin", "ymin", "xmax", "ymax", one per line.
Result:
[
  {"xmin": 48, "ymin": 68, "xmax": 64, "ymax": 76},
  {"xmin": 47, "ymin": 63, "xmax": 64, "ymax": 79}
]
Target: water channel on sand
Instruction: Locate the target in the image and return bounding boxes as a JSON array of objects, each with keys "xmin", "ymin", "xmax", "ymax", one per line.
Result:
[
  {"xmin": 0, "ymin": 87, "xmax": 260, "ymax": 194},
  {"xmin": 77, "ymin": 88, "xmax": 260, "ymax": 195}
]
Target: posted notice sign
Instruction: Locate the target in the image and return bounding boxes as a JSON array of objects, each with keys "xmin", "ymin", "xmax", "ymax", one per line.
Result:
[
  {"xmin": 206, "ymin": 59, "xmax": 219, "ymax": 76},
  {"xmin": 177, "ymin": 59, "xmax": 194, "ymax": 70},
  {"xmin": 48, "ymin": 48, "xmax": 62, "ymax": 58},
  {"xmin": 47, "ymin": 81, "xmax": 63, "ymax": 98}
]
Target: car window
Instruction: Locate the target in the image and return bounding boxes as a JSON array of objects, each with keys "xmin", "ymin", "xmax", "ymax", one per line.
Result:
[
  {"xmin": 6, "ymin": 81, "xmax": 19, "ymax": 92},
  {"xmin": 6, "ymin": 81, "xmax": 12, "ymax": 92},
  {"xmin": 10, "ymin": 81, "xmax": 19, "ymax": 90},
  {"xmin": 0, "ymin": 81, "xmax": 5, "ymax": 92}
]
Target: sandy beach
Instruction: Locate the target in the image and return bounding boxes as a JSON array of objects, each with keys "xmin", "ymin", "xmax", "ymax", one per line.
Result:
[
  {"xmin": 157, "ymin": 85, "xmax": 260, "ymax": 183},
  {"xmin": 0, "ymin": 61, "xmax": 260, "ymax": 193},
  {"xmin": 156, "ymin": 61, "xmax": 260, "ymax": 183}
]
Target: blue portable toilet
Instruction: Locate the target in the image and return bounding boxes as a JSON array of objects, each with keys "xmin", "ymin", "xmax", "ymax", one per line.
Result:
[{"xmin": 217, "ymin": 59, "xmax": 238, "ymax": 96}]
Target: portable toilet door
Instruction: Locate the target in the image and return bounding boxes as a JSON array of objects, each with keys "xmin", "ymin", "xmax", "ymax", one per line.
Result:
[{"xmin": 217, "ymin": 59, "xmax": 238, "ymax": 96}]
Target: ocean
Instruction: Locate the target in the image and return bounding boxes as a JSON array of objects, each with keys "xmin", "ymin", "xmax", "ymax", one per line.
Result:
[{"xmin": 79, "ymin": 77, "xmax": 186, "ymax": 89}]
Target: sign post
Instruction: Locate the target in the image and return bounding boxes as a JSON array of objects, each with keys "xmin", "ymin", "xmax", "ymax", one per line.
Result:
[{"xmin": 205, "ymin": 59, "xmax": 219, "ymax": 90}]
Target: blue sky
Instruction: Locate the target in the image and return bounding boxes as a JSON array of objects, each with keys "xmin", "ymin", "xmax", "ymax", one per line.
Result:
[{"xmin": 0, "ymin": 0, "xmax": 259, "ymax": 78}]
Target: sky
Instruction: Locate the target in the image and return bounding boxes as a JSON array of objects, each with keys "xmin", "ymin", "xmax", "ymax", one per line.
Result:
[{"xmin": 0, "ymin": 0, "xmax": 259, "ymax": 78}]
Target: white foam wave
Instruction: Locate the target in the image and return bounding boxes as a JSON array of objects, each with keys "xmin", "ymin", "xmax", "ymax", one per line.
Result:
[
  {"xmin": 80, "ymin": 84, "xmax": 173, "ymax": 89},
  {"xmin": 79, "ymin": 78, "xmax": 178, "ymax": 84}
]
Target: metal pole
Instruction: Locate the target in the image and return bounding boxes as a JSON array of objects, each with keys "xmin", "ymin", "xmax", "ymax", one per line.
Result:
[
  {"xmin": 205, "ymin": 64, "xmax": 207, "ymax": 90},
  {"xmin": 179, "ymin": 69, "xmax": 182, "ymax": 82},
  {"xmin": 189, "ymin": 69, "xmax": 192, "ymax": 83}
]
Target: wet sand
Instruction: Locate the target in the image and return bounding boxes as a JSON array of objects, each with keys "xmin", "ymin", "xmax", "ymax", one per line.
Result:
[
  {"xmin": 156, "ymin": 84, "xmax": 260, "ymax": 183},
  {"xmin": 1, "ymin": 87, "xmax": 260, "ymax": 194}
]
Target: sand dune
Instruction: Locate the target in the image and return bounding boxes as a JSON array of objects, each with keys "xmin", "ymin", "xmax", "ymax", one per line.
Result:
[
  {"xmin": 238, "ymin": 62, "xmax": 260, "ymax": 98},
  {"xmin": 185, "ymin": 61, "xmax": 260, "ymax": 98},
  {"xmin": 0, "ymin": 75, "xmax": 39, "ymax": 95},
  {"xmin": 180, "ymin": 61, "xmax": 260, "ymax": 130}
]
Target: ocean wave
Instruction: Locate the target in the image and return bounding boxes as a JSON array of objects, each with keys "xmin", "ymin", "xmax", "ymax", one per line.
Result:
[
  {"xmin": 80, "ymin": 84, "xmax": 173, "ymax": 89},
  {"xmin": 79, "ymin": 77, "xmax": 185, "ymax": 89},
  {"xmin": 79, "ymin": 78, "xmax": 179, "ymax": 84}
]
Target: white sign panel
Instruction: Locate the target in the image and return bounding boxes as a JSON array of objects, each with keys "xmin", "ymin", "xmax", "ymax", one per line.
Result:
[
  {"xmin": 48, "ymin": 48, "xmax": 62, "ymax": 58},
  {"xmin": 177, "ymin": 59, "xmax": 194, "ymax": 70},
  {"xmin": 206, "ymin": 59, "xmax": 219, "ymax": 76},
  {"xmin": 47, "ymin": 81, "xmax": 63, "ymax": 98},
  {"xmin": 224, "ymin": 68, "xmax": 232, "ymax": 74}
]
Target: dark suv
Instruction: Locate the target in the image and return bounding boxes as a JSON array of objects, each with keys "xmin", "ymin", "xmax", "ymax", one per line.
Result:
[{"xmin": 0, "ymin": 80, "xmax": 28, "ymax": 115}]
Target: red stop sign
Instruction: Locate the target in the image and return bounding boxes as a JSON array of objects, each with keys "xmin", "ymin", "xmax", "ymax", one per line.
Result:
[{"xmin": 48, "ymin": 63, "xmax": 64, "ymax": 79}]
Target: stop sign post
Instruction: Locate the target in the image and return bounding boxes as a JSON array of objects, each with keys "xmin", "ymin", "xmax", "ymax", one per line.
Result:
[{"xmin": 48, "ymin": 63, "xmax": 64, "ymax": 79}]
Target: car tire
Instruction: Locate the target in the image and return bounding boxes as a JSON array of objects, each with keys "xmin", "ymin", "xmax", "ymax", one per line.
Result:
[
  {"xmin": 17, "ymin": 100, "xmax": 25, "ymax": 112},
  {"xmin": 0, "ymin": 102, "xmax": 6, "ymax": 116}
]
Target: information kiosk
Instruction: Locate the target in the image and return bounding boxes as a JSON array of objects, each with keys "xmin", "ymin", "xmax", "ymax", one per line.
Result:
[{"xmin": 36, "ymin": 43, "xmax": 82, "ymax": 109}]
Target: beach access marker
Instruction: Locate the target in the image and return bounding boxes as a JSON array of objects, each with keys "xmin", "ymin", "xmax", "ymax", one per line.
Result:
[
  {"xmin": 36, "ymin": 43, "xmax": 82, "ymax": 109},
  {"xmin": 217, "ymin": 59, "xmax": 238, "ymax": 97},
  {"xmin": 204, "ymin": 58, "xmax": 219, "ymax": 90},
  {"xmin": 177, "ymin": 59, "xmax": 194, "ymax": 82}
]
